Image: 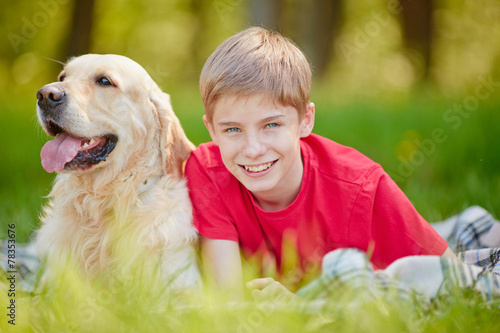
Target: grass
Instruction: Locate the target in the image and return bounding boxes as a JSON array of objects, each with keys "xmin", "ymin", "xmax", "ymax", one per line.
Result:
[
  {"xmin": 1, "ymin": 261, "xmax": 499, "ymax": 332},
  {"xmin": 1, "ymin": 88, "xmax": 500, "ymax": 331}
]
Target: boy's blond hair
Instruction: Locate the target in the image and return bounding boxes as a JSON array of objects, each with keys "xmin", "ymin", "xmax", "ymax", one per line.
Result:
[{"xmin": 200, "ymin": 26, "xmax": 312, "ymax": 123}]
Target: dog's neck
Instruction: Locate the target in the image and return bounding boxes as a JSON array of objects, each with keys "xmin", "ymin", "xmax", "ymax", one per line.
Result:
[
  {"xmin": 137, "ymin": 175, "xmax": 161, "ymax": 194},
  {"xmin": 45, "ymin": 164, "xmax": 166, "ymax": 275}
]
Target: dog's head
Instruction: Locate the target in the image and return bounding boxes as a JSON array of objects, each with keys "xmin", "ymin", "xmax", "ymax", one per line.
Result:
[{"xmin": 37, "ymin": 54, "xmax": 193, "ymax": 178}]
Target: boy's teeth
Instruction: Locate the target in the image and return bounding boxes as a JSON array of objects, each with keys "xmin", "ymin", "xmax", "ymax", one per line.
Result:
[{"xmin": 244, "ymin": 162, "xmax": 273, "ymax": 172}]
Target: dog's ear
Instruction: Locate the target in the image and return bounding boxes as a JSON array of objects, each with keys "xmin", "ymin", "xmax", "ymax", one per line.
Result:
[{"xmin": 149, "ymin": 86, "xmax": 195, "ymax": 178}]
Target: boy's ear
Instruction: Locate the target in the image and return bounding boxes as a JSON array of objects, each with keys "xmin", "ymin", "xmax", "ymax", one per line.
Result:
[
  {"xmin": 203, "ymin": 114, "xmax": 219, "ymax": 145},
  {"xmin": 300, "ymin": 102, "xmax": 315, "ymax": 138}
]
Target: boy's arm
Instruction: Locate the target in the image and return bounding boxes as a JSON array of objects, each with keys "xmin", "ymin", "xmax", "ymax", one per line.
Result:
[
  {"xmin": 201, "ymin": 237, "xmax": 296, "ymax": 302},
  {"xmin": 201, "ymin": 237, "xmax": 244, "ymax": 301}
]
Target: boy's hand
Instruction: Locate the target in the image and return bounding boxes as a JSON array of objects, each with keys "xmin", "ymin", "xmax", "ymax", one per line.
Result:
[{"xmin": 246, "ymin": 278, "xmax": 296, "ymax": 302}]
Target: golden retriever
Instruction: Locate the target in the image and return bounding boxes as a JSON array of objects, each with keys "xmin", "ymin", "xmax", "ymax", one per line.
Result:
[{"xmin": 35, "ymin": 54, "xmax": 200, "ymax": 291}]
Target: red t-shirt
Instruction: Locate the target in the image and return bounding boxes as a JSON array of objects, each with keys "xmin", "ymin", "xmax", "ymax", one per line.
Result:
[{"xmin": 186, "ymin": 133, "xmax": 448, "ymax": 273}]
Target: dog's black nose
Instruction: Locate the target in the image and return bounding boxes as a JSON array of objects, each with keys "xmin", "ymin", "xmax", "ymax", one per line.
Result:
[{"xmin": 37, "ymin": 85, "xmax": 66, "ymax": 109}]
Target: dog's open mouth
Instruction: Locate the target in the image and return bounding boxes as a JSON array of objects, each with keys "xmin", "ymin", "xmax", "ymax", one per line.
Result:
[{"xmin": 40, "ymin": 123, "xmax": 117, "ymax": 173}]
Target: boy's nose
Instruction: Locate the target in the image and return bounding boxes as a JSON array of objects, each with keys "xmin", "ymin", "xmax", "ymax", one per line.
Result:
[{"xmin": 241, "ymin": 135, "xmax": 267, "ymax": 158}]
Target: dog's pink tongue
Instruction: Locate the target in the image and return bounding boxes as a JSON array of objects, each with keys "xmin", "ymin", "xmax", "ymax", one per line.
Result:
[{"xmin": 41, "ymin": 132, "xmax": 82, "ymax": 173}]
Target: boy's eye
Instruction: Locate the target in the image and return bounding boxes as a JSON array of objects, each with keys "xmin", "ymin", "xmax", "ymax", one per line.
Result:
[
  {"xmin": 265, "ymin": 123, "xmax": 279, "ymax": 129},
  {"xmin": 225, "ymin": 128, "xmax": 240, "ymax": 133}
]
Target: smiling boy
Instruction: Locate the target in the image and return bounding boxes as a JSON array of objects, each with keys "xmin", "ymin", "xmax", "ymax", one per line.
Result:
[{"xmin": 186, "ymin": 27, "xmax": 456, "ymax": 301}]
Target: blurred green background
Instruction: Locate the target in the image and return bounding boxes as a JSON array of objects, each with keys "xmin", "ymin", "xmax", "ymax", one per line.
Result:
[{"xmin": 1, "ymin": 0, "xmax": 500, "ymax": 242}]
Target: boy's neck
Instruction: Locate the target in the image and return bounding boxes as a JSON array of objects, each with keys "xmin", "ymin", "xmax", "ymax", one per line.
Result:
[
  {"xmin": 254, "ymin": 195, "xmax": 296, "ymax": 211},
  {"xmin": 252, "ymin": 157, "xmax": 304, "ymax": 212}
]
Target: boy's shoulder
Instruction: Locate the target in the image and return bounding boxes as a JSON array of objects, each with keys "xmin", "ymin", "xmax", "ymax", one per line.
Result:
[
  {"xmin": 302, "ymin": 133, "xmax": 381, "ymax": 185},
  {"xmin": 189, "ymin": 141, "xmax": 225, "ymax": 169}
]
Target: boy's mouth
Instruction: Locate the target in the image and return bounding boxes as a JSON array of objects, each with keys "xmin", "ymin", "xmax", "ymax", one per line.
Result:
[{"xmin": 240, "ymin": 160, "xmax": 278, "ymax": 173}]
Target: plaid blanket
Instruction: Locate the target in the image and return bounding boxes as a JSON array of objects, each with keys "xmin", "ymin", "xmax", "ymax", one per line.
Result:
[
  {"xmin": 297, "ymin": 206, "xmax": 500, "ymax": 301},
  {"xmin": 2, "ymin": 206, "xmax": 500, "ymax": 300}
]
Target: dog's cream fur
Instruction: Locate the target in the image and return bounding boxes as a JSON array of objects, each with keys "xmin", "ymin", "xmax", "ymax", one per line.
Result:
[{"xmin": 36, "ymin": 54, "xmax": 199, "ymax": 290}]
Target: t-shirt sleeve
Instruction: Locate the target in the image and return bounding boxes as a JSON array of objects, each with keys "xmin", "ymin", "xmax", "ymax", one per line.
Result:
[
  {"xmin": 349, "ymin": 166, "xmax": 449, "ymax": 269},
  {"xmin": 185, "ymin": 152, "xmax": 239, "ymax": 242}
]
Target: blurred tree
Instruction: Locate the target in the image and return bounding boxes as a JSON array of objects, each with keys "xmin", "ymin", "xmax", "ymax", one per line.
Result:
[
  {"xmin": 63, "ymin": 0, "xmax": 96, "ymax": 61},
  {"xmin": 250, "ymin": 0, "xmax": 343, "ymax": 80},
  {"xmin": 399, "ymin": 0, "xmax": 434, "ymax": 81},
  {"xmin": 291, "ymin": 0, "xmax": 343, "ymax": 80},
  {"xmin": 189, "ymin": 0, "xmax": 212, "ymax": 80},
  {"xmin": 251, "ymin": 0, "xmax": 283, "ymax": 30}
]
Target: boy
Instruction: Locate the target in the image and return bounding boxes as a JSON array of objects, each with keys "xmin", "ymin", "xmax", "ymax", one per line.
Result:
[{"xmin": 185, "ymin": 26, "xmax": 456, "ymax": 301}]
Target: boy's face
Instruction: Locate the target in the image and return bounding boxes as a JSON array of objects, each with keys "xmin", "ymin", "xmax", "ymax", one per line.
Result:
[{"xmin": 204, "ymin": 94, "xmax": 314, "ymax": 203}]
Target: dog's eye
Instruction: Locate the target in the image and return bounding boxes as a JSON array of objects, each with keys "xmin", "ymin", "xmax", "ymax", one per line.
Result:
[
  {"xmin": 97, "ymin": 77, "xmax": 113, "ymax": 87},
  {"xmin": 58, "ymin": 73, "xmax": 65, "ymax": 82}
]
